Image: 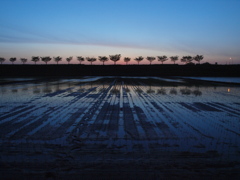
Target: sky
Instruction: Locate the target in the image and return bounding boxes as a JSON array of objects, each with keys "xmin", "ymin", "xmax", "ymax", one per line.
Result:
[{"xmin": 0, "ymin": 0, "xmax": 240, "ymax": 65}]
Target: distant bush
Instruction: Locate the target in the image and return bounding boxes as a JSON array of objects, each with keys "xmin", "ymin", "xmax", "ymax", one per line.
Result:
[{"xmin": 202, "ymin": 62, "xmax": 211, "ymax": 65}]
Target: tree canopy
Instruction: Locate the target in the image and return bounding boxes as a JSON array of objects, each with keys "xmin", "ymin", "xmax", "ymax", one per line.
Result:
[
  {"xmin": 109, "ymin": 54, "xmax": 121, "ymax": 65},
  {"xmin": 134, "ymin": 56, "xmax": 144, "ymax": 65}
]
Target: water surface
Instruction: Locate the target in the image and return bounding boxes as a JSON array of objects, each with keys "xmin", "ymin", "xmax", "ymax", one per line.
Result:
[{"xmin": 1, "ymin": 76, "xmax": 240, "ymax": 177}]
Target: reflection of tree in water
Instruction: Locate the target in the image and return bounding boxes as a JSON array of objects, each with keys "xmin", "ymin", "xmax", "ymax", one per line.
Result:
[
  {"xmin": 77, "ymin": 83, "xmax": 86, "ymax": 93},
  {"xmin": 43, "ymin": 82, "xmax": 52, "ymax": 93},
  {"xmin": 146, "ymin": 88, "xmax": 155, "ymax": 94},
  {"xmin": 180, "ymin": 88, "xmax": 191, "ymax": 95},
  {"xmin": 11, "ymin": 89, "xmax": 18, "ymax": 93},
  {"xmin": 1, "ymin": 88, "xmax": 7, "ymax": 94},
  {"xmin": 124, "ymin": 87, "xmax": 130, "ymax": 93},
  {"xmin": 11, "ymin": 84, "xmax": 18, "ymax": 93},
  {"xmin": 192, "ymin": 89, "xmax": 202, "ymax": 96},
  {"xmin": 135, "ymin": 88, "xmax": 143, "ymax": 93},
  {"xmin": 33, "ymin": 88, "xmax": 41, "ymax": 94},
  {"xmin": 67, "ymin": 81, "xmax": 73, "ymax": 93},
  {"xmin": 22, "ymin": 87, "xmax": 28, "ymax": 91},
  {"xmin": 146, "ymin": 89, "xmax": 155, "ymax": 94},
  {"xmin": 89, "ymin": 82, "xmax": 97, "ymax": 92},
  {"xmin": 170, "ymin": 88, "xmax": 177, "ymax": 95},
  {"xmin": 78, "ymin": 88, "xmax": 86, "ymax": 93},
  {"xmin": 157, "ymin": 88, "xmax": 166, "ymax": 95},
  {"xmin": 55, "ymin": 80, "xmax": 61, "ymax": 92},
  {"xmin": 98, "ymin": 88, "xmax": 105, "ymax": 93},
  {"xmin": 43, "ymin": 88, "xmax": 52, "ymax": 93},
  {"xmin": 111, "ymin": 85, "xmax": 120, "ymax": 94},
  {"xmin": 146, "ymin": 84, "xmax": 155, "ymax": 94},
  {"xmin": 111, "ymin": 88, "xmax": 120, "ymax": 94}
]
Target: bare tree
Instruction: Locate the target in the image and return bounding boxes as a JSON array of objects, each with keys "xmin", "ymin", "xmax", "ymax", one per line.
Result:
[
  {"xmin": 194, "ymin": 55, "xmax": 204, "ymax": 64},
  {"xmin": 77, "ymin": 56, "xmax": 85, "ymax": 64},
  {"xmin": 170, "ymin": 56, "xmax": 179, "ymax": 64},
  {"xmin": 0, "ymin": 57, "xmax": 5, "ymax": 65},
  {"xmin": 86, "ymin": 57, "xmax": 96, "ymax": 65},
  {"xmin": 146, "ymin": 56, "xmax": 156, "ymax": 65},
  {"xmin": 20, "ymin": 58, "xmax": 27, "ymax": 64},
  {"xmin": 98, "ymin": 56, "xmax": 109, "ymax": 65},
  {"xmin": 134, "ymin": 56, "xmax": 144, "ymax": 65},
  {"xmin": 109, "ymin": 54, "xmax": 121, "ymax": 65},
  {"xmin": 157, "ymin": 55, "xmax": 168, "ymax": 64},
  {"xmin": 41, "ymin": 56, "xmax": 52, "ymax": 65},
  {"xmin": 31, "ymin": 56, "xmax": 40, "ymax": 65},
  {"xmin": 54, "ymin": 56, "xmax": 62, "ymax": 64},
  {"xmin": 9, "ymin": 57, "xmax": 17, "ymax": 64},
  {"xmin": 124, "ymin": 57, "xmax": 131, "ymax": 65},
  {"xmin": 66, "ymin": 56, "xmax": 73, "ymax": 64}
]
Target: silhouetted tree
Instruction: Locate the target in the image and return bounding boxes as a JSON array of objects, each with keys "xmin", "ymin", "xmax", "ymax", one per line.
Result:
[
  {"xmin": 0, "ymin": 57, "xmax": 5, "ymax": 64},
  {"xmin": 98, "ymin": 56, "xmax": 109, "ymax": 65},
  {"xmin": 181, "ymin": 56, "xmax": 187, "ymax": 64},
  {"xmin": 186, "ymin": 56, "xmax": 193, "ymax": 64},
  {"xmin": 134, "ymin": 56, "xmax": 144, "ymax": 65},
  {"xmin": 54, "ymin": 56, "xmax": 62, "ymax": 64},
  {"xmin": 31, "ymin": 56, "xmax": 40, "ymax": 65},
  {"xmin": 41, "ymin": 56, "xmax": 52, "ymax": 65},
  {"xmin": 66, "ymin": 56, "xmax": 73, "ymax": 64},
  {"xmin": 181, "ymin": 56, "xmax": 193, "ymax": 64},
  {"xmin": 170, "ymin": 56, "xmax": 179, "ymax": 64},
  {"xmin": 157, "ymin": 55, "xmax": 168, "ymax": 64},
  {"xmin": 109, "ymin": 54, "xmax": 121, "ymax": 65},
  {"xmin": 20, "ymin": 58, "xmax": 27, "ymax": 64},
  {"xmin": 146, "ymin": 56, "xmax": 156, "ymax": 65},
  {"xmin": 77, "ymin": 56, "xmax": 84, "ymax": 64},
  {"xmin": 9, "ymin": 57, "xmax": 17, "ymax": 64},
  {"xmin": 86, "ymin": 57, "xmax": 96, "ymax": 65},
  {"xmin": 124, "ymin": 57, "xmax": 131, "ymax": 65},
  {"xmin": 194, "ymin": 55, "xmax": 204, "ymax": 64}
]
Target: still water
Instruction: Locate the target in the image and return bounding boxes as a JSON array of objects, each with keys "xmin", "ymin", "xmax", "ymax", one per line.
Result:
[{"xmin": 0, "ymin": 76, "xmax": 240, "ymax": 175}]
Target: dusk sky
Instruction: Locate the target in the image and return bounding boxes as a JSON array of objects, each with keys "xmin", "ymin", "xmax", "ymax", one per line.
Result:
[{"xmin": 0, "ymin": 0, "xmax": 239, "ymax": 64}]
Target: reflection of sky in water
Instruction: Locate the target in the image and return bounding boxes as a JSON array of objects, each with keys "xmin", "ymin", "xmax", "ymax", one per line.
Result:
[
  {"xmin": 1, "ymin": 79, "xmax": 239, "ymax": 103},
  {"xmin": 182, "ymin": 77, "xmax": 240, "ymax": 84},
  {"xmin": 0, "ymin": 77, "xmax": 240, "ymax": 160}
]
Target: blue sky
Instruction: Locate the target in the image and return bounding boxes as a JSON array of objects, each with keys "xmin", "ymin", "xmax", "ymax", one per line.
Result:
[{"xmin": 0, "ymin": 0, "xmax": 239, "ymax": 64}]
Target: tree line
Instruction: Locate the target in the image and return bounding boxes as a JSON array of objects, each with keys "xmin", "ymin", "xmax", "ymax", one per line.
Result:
[{"xmin": 0, "ymin": 54, "xmax": 204, "ymax": 65}]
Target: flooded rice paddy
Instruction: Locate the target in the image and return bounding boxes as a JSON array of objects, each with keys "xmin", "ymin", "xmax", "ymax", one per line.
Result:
[{"xmin": 1, "ymin": 76, "xmax": 240, "ymax": 178}]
